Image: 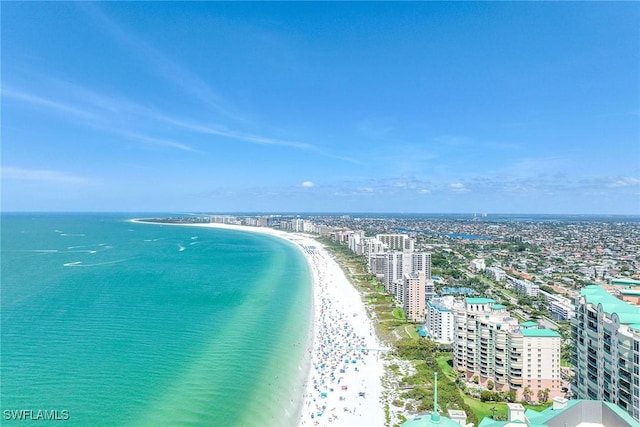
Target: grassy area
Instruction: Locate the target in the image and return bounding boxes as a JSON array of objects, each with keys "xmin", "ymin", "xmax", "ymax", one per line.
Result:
[
  {"xmin": 524, "ymin": 402, "xmax": 553, "ymax": 412},
  {"xmin": 463, "ymin": 396, "xmax": 554, "ymax": 423},
  {"xmin": 392, "ymin": 308, "xmax": 406, "ymax": 320},
  {"xmin": 436, "ymin": 355, "xmax": 456, "ymax": 381},
  {"xmin": 404, "ymin": 326, "xmax": 419, "ymax": 339},
  {"xmin": 463, "ymin": 396, "xmax": 508, "ymax": 422}
]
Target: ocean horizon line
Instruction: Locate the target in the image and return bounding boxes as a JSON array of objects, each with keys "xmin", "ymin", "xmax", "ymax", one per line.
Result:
[{"xmin": 2, "ymin": 211, "xmax": 639, "ymax": 218}]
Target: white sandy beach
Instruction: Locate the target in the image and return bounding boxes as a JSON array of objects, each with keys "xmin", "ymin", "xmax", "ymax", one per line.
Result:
[{"xmin": 134, "ymin": 220, "xmax": 387, "ymax": 426}]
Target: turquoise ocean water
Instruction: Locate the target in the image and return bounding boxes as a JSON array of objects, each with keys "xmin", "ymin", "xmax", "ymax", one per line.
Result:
[{"xmin": 1, "ymin": 213, "xmax": 312, "ymax": 426}]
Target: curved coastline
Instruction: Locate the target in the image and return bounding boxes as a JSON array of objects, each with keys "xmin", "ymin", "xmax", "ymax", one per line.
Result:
[{"xmin": 130, "ymin": 218, "xmax": 386, "ymax": 426}]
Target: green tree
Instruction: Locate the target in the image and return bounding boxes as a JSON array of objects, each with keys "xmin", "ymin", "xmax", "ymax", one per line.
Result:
[{"xmin": 538, "ymin": 388, "xmax": 550, "ymax": 402}]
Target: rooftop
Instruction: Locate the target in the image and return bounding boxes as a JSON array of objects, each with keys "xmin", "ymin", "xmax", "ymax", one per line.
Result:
[
  {"xmin": 401, "ymin": 412, "xmax": 462, "ymax": 427},
  {"xmin": 581, "ymin": 285, "xmax": 640, "ymax": 324},
  {"xmin": 610, "ymin": 278, "xmax": 640, "ymax": 286},
  {"xmin": 478, "ymin": 399, "xmax": 637, "ymax": 427},
  {"xmin": 466, "ymin": 297, "xmax": 496, "ymax": 304},
  {"xmin": 519, "ymin": 328, "xmax": 560, "ymax": 338}
]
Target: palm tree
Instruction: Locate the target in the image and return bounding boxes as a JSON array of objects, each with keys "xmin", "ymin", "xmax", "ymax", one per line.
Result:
[
  {"xmin": 523, "ymin": 386, "xmax": 533, "ymax": 403},
  {"xmin": 537, "ymin": 388, "xmax": 550, "ymax": 402}
]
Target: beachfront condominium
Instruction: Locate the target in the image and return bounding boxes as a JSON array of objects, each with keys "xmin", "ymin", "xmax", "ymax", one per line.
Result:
[
  {"xmin": 426, "ymin": 296, "xmax": 464, "ymax": 344},
  {"xmin": 348, "ymin": 233, "xmax": 386, "ymax": 256},
  {"xmin": 570, "ymin": 285, "xmax": 640, "ymax": 422},
  {"xmin": 411, "ymin": 252, "xmax": 432, "ymax": 279},
  {"xmin": 453, "ymin": 298, "xmax": 562, "ymax": 402},
  {"xmin": 376, "ymin": 233, "xmax": 415, "ymax": 252},
  {"xmin": 403, "ymin": 272, "xmax": 426, "ymax": 322},
  {"xmin": 376, "ymin": 252, "xmax": 432, "ymax": 295}
]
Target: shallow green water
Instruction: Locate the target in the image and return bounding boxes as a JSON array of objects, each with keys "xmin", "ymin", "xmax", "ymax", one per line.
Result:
[{"xmin": 1, "ymin": 213, "xmax": 312, "ymax": 426}]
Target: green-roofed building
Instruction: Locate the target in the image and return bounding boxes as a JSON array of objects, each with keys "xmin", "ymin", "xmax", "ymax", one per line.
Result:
[
  {"xmin": 465, "ymin": 297, "xmax": 496, "ymax": 305},
  {"xmin": 611, "ymin": 278, "xmax": 640, "ymax": 287},
  {"xmin": 519, "ymin": 329, "xmax": 560, "ymax": 338},
  {"xmin": 453, "ymin": 297, "xmax": 562, "ymax": 403},
  {"xmin": 477, "ymin": 397, "xmax": 638, "ymax": 426},
  {"xmin": 520, "ymin": 321, "xmax": 538, "ymax": 329},
  {"xmin": 570, "ymin": 285, "xmax": 640, "ymax": 422}
]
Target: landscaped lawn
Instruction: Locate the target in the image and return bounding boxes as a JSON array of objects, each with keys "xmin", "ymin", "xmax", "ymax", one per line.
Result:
[
  {"xmin": 463, "ymin": 396, "xmax": 554, "ymax": 423},
  {"xmin": 436, "ymin": 355, "xmax": 456, "ymax": 381},
  {"xmin": 392, "ymin": 308, "xmax": 406, "ymax": 320},
  {"xmin": 463, "ymin": 396, "xmax": 508, "ymax": 422}
]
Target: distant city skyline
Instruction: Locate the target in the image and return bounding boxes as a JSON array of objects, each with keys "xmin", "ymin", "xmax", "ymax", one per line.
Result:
[{"xmin": 2, "ymin": 2, "xmax": 639, "ymax": 214}]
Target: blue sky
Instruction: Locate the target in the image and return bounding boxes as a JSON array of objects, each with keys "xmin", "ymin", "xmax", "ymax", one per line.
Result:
[{"xmin": 2, "ymin": 2, "xmax": 639, "ymax": 214}]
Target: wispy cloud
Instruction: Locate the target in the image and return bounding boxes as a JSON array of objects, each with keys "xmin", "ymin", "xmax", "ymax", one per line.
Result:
[
  {"xmin": 300, "ymin": 181, "xmax": 314, "ymax": 188},
  {"xmin": 608, "ymin": 177, "xmax": 640, "ymax": 188},
  {"xmin": 78, "ymin": 3, "xmax": 247, "ymax": 123},
  {"xmin": 3, "ymin": 84, "xmax": 319, "ymax": 153},
  {"xmin": 2, "ymin": 88, "xmax": 94, "ymax": 119},
  {"xmin": 1, "ymin": 166, "xmax": 95, "ymax": 184},
  {"xmin": 152, "ymin": 114, "xmax": 317, "ymax": 150},
  {"xmin": 122, "ymin": 132, "xmax": 200, "ymax": 153}
]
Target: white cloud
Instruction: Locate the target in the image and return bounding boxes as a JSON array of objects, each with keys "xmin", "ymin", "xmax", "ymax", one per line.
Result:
[
  {"xmin": 450, "ymin": 182, "xmax": 470, "ymax": 193},
  {"xmin": 301, "ymin": 181, "xmax": 314, "ymax": 188},
  {"xmin": 1, "ymin": 166, "xmax": 95, "ymax": 184},
  {"xmin": 608, "ymin": 177, "xmax": 640, "ymax": 188}
]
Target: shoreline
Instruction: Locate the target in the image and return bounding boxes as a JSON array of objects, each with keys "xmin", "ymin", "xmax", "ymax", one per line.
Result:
[{"xmin": 131, "ymin": 219, "xmax": 386, "ymax": 426}]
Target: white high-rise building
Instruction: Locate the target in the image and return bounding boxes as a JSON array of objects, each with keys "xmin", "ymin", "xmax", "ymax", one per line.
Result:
[
  {"xmin": 426, "ymin": 296, "xmax": 463, "ymax": 343},
  {"xmin": 357, "ymin": 237, "xmax": 385, "ymax": 257},
  {"xmin": 380, "ymin": 252, "xmax": 431, "ymax": 294},
  {"xmin": 383, "ymin": 252, "xmax": 412, "ymax": 294},
  {"xmin": 376, "ymin": 234, "xmax": 415, "ymax": 252},
  {"xmin": 411, "ymin": 252, "xmax": 432, "ymax": 278}
]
